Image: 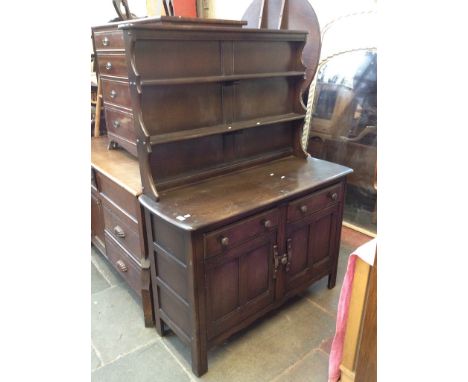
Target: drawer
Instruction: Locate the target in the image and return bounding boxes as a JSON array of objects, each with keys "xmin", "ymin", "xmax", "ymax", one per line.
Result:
[
  {"xmin": 103, "ymin": 203, "xmax": 142, "ymax": 259},
  {"xmin": 95, "ymin": 171, "xmax": 139, "ymax": 219},
  {"xmin": 204, "ymin": 208, "xmax": 279, "ymax": 257},
  {"xmin": 104, "ymin": 232, "xmax": 141, "ymax": 294},
  {"xmin": 101, "ymin": 78, "xmax": 132, "ymax": 110},
  {"xmin": 94, "ymin": 30, "xmax": 124, "ymax": 51},
  {"xmin": 107, "ymin": 133, "xmax": 138, "ymax": 157},
  {"xmin": 97, "ymin": 54, "xmax": 128, "ymax": 79},
  {"xmin": 105, "ymin": 107, "xmax": 136, "ymax": 142},
  {"xmin": 287, "ymin": 183, "xmax": 342, "ymax": 222}
]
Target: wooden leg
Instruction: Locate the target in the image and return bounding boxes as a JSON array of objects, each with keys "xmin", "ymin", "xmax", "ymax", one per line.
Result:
[
  {"xmin": 191, "ymin": 339, "xmax": 208, "ymax": 377},
  {"xmin": 328, "ymin": 270, "xmax": 337, "ymax": 289},
  {"xmin": 141, "ymin": 270, "xmax": 155, "ymax": 328}
]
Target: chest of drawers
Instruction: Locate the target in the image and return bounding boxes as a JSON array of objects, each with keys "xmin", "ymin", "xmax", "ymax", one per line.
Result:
[{"xmin": 91, "ymin": 137, "xmax": 154, "ymax": 327}]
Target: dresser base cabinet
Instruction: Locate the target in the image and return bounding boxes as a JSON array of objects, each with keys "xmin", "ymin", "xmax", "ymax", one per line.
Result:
[{"xmin": 140, "ymin": 157, "xmax": 351, "ymax": 376}]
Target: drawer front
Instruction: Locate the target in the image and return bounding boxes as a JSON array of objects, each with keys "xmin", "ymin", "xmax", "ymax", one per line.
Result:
[
  {"xmin": 93, "ymin": 30, "xmax": 124, "ymax": 51},
  {"xmin": 101, "ymin": 79, "xmax": 132, "ymax": 109},
  {"xmin": 103, "ymin": 204, "xmax": 142, "ymax": 259},
  {"xmin": 104, "ymin": 232, "xmax": 141, "ymax": 294},
  {"xmin": 107, "ymin": 133, "xmax": 138, "ymax": 157},
  {"xmin": 204, "ymin": 208, "xmax": 279, "ymax": 257},
  {"xmin": 97, "ymin": 54, "xmax": 128, "ymax": 79},
  {"xmin": 287, "ymin": 183, "xmax": 342, "ymax": 222},
  {"xmin": 105, "ymin": 107, "xmax": 136, "ymax": 141},
  {"xmin": 95, "ymin": 171, "xmax": 139, "ymax": 219}
]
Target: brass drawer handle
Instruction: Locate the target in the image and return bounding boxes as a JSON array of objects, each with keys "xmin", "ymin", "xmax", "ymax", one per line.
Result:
[
  {"xmin": 299, "ymin": 205, "xmax": 308, "ymax": 213},
  {"xmin": 105, "ymin": 62, "xmax": 112, "ymax": 71},
  {"xmin": 102, "ymin": 37, "xmax": 109, "ymax": 46},
  {"xmin": 329, "ymin": 192, "xmax": 338, "ymax": 201},
  {"xmin": 113, "ymin": 120, "xmax": 120, "ymax": 129},
  {"xmin": 110, "ymin": 90, "xmax": 117, "ymax": 99},
  {"xmin": 263, "ymin": 219, "xmax": 272, "ymax": 228},
  {"xmin": 114, "ymin": 225, "xmax": 126, "ymax": 238},
  {"xmin": 116, "ymin": 260, "xmax": 128, "ymax": 272},
  {"xmin": 220, "ymin": 236, "xmax": 229, "ymax": 247}
]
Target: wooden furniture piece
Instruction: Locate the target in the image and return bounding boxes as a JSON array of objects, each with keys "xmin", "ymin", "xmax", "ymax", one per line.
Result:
[
  {"xmin": 91, "ymin": 137, "xmax": 154, "ymax": 327},
  {"xmin": 242, "ymin": 0, "xmax": 321, "ymax": 95},
  {"xmin": 108, "ymin": 19, "xmax": 353, "ymax": 375},
  {"xmin": 340, "ymin": 254, "xmax": 377, "ymax": 382},
  {"xmin": 91, "ymin": 16, "xmax": 246, "ymax": 156}
]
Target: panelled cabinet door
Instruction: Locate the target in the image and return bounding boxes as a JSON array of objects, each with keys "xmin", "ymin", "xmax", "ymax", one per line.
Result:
[
  {"xmin": 91, "ymin": 189, "xmax": 106, "ymax": 248},
  {"xmin": 283, "ymin": 204, "xmax": 340, "ymax": 295},
  {"xmin": 204, "ymin": 232, "xmax": 277, "ymax": 340}
]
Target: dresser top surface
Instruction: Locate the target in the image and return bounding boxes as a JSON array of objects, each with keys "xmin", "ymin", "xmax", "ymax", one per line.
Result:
[
  {"xmin": 91, "ymin": 137, "xmax": 142, "ymax": 196},
  {"xmin": 140, "ymin": 155, "xmax": 352, "ymax": 231}
]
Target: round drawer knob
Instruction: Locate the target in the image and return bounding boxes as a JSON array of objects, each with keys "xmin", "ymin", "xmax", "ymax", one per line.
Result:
[
  {"xmin": 114, "ymin": 225, "xmax": 126, "ymax": 238},
  {"xmin": 281, "ymin": 256, "xmax": 288, "ymax": 265},
  {"xmin": 220, "ymin": 236, "xmax": 229, "ymax": 247},
  {"xmin": 113, "ymin": 120, "xmax": 120, "ymax": 129},
  {"xmin": 299, "ymin": 205, "xmax": 308, "ymax": 213},
  {"xmin": 102, "ymin": 37, "xmax": 109, "ymax": 46},
  {"xmin": 263, "ymin": 219, "xmax": 272, "ymax": 228},
  {"xmin": 105, "ymin": 62, "xmax": 112, "ymax": 71},
  {"xmin": 329, "ymin": 192, "xmax": 338, "ymax": 201},
  {"xmin": 116, "ymin": 260, "xmax": 128, "ymax": 273},
  {"xmin": 110, "ymin": 90, "xmax": 117, "ymax": 99}
]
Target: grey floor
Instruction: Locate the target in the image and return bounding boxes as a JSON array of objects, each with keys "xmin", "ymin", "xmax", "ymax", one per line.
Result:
[{"xmin": 91, "ymin": 240, "xmax": 354, "ymax": 382}]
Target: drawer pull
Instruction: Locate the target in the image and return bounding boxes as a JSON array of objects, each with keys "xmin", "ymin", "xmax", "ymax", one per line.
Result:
[
  {"xmin": 105, "ymin": 62, "xmax": 113, "ymax": 71},
  {"xmin": 220, "ymin": 236, "xmax": 229, "ymax": 247},
  {"xmin": 299, "ymin": 205, "xmax": 308, "ymax": 213},
  {"xmin": 329, "ymin": 192, "xmax": 338, "ymax": 201},
  {"xmin": 102, "ymin": 37, "xmax": 109, "ymax": 46},
  {"xmin": 113, "ymin": 120, "xmax": 120, "ymax": 129},
  {"xmin": 114, "ymin": 225, "xmax": 126, "ymax": 238},
  {"xmin": 263, "ymin": 219, "xmax": 272, "ymax": 228},
  {"xmin": 116, "ymin": 260, "xmax": 128, "ymax": 273},
  {"xmin": 110, "ymin": 90, "xmax": 117, "ymax": 99}
]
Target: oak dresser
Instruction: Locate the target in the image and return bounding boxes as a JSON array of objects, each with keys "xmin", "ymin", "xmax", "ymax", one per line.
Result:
[{"xmin": 93, "ymin": 16, "xmax": 353, "ymax": 376}]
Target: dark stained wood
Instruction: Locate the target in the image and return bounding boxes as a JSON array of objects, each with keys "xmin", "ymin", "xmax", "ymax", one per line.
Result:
[
  {"xmin": 91, "ymin": 137, "xmax": 141, "ymax": 196},
  {"xmin": 139, "ymin": 156, "xmax": 351, "ymax": 231},
  {"xmin": 242, "ymin": 0, "xmax": 321, "ymax": 94},
  {"xmin": 92, "ymin": 17, "xmax": 354, "ymax": 376},
  {"xmin": 91, "ymin": 137, "xmax": 154, "ymax": 327}
]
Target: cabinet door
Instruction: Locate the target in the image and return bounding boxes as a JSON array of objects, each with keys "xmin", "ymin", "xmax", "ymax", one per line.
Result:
[
  {"xmin": 205, "ymin": 232, "xmax": 277, "ymax": 340},
  {"xmin": 283, "ymin": 204, "xmax": 340, "ymax": 295},
  {"xmin": 91, "ymin": 188, "xmax": 106, "ymax": 251}
]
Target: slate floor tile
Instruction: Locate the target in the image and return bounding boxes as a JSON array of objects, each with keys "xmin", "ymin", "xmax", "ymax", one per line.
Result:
[
  {"xmin": 91, "ymin": 341, "xmax": 190, "ymax": 382},
  {"xmin": 91, "ymin": 245, "xmax": 125, "ymax": 286},
  {"xmin": 274, "ymin": 350, "xmax": 329, "ymax": 382},
  {"xmin": 91, "ymin": 263, "xmax": 110, "ymax": 294},
  {"xmin": 91, "ymin": 284, "xmax": 159, "ymax": 364},
  {"xmin": 91, "ymin": 346, "xmax": 102, "ymax": 371}
]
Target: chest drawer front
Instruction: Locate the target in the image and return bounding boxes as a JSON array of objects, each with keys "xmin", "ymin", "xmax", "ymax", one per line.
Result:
[
  {"xmin": 104, "ymin": 232, "xmax": 141, "ymax": 294},
  {"xmin": 287, "ymin": 183, "xmax": 342, "ymax": 222},
  {"xmin": 103, "ymin": 204, "xmax": 142, "ymax": 260},
  {"xmin": 95, "ymin": 171, "xmax": 138, "ymax": 219},
  {"xmin": 105, "ymin": 107, "xmax": 136, "ymax": 141},
  {"xmin": 97, "ymin": 54, "xmax": 128, "ymax": 79},
  {"xmin": 204, "ymin": 209, "xmax": 279, "ymax": 257},
  {"xmin": 94, "ymin": 30, "xmax": 124, "ymax": 51},
  {"xmin": 101, "ymin": 78, "xmax": 132, "ymax": 110}
]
